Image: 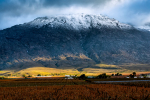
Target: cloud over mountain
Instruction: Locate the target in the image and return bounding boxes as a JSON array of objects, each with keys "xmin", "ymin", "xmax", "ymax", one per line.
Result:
[{"xmin": 0, "ymin": 0, "xmax": 150, "ymax": 29}]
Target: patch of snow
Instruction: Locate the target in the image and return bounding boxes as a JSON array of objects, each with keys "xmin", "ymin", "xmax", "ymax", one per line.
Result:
[{"xmin": 25, "ymin": 14, "xmax": 133, "ymax": 30}]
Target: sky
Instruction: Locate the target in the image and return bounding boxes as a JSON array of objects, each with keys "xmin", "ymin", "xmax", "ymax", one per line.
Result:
[{"xmin": 0, "ymin": 0, "xmax": 150, "ymax": 30}]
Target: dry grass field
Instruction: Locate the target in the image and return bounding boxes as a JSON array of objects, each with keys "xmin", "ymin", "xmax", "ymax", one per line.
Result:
[
  {"xmin": 1, "ymin": 79, "xmax": 150, "ymax": 100},
  {"xmin": 0, "ymin": 63, "xmax": 150, "ymax": 78},
  {"xmin": 1, "ymin": 65, "xmax": 150, "ymax": 77}
]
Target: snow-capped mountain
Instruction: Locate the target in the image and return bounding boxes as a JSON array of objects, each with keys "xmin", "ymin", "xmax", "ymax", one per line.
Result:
[
  {"xmin": 25, "ymin": 14, "xmax": 133, "ymax": 30},
  {"xmin": 0, "ymin": 14, "xmax": 150, "ymax": 71}
]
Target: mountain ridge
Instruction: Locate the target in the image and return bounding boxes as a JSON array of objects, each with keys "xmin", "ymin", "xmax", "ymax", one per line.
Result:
[
  {"xmin": 0, "ymin": 14, "xmax": 150, "ymax": 72},
  {"xmin": 22, "ymin": 14, "xmax": 133, "ymax": 30}
]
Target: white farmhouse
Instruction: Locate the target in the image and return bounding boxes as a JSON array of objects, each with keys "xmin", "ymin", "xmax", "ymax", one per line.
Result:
[
  {"xmin": 146, "ymin": 74, "xmax": 150, "ymax": 78},
  {"xmin": 126, "ymin": 76, "xmax": 130, "ymax": 78},
  {"xmin": 138, "ymin": 76, "xmax": 144, "ymax": 78},
  {"xmin": 65, "ymin": 75, "xmax": 73, "ymax": 79},
  {"xmin": 65, "ymin": 75, "xmax": 70, "ymax": 77}
]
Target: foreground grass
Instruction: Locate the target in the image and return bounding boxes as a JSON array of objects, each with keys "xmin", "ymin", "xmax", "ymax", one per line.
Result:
[
  {"xmin": 0, "ymin": 79, "xmax": 88, "ymax": 87},
  {"xmin": 86, "ymin": 78, "xmax": 150, "ymax": 82},
  {"xmin": 1, "ymin": 79, "xmax": 150, "ymax": 100}
]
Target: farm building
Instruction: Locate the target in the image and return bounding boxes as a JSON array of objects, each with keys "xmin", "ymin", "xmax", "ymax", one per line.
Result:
[
  {"xmin": 65, "ymin": 75, "xmax": 70, "ymax": 77},
  {"xmin": 65, "ymin": 75, "xmax": 73, "ymax": 79},
  {"xmin": 146, "ymin": 74, "xmax": 150, "ymax": 78}
]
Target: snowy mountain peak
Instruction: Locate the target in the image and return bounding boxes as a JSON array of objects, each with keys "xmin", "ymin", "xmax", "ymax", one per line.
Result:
[{"xmin": 25, "ymin": 14, "xmax": 133, "ymax": 30}]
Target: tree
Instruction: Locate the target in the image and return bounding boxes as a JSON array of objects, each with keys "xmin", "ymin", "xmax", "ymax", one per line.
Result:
[
  {"xmin": 79, "ymin": 74, "xmax": 86, "ymax": 80},
  {"xmin": 97, "ymin": 73, "xmax": 108, "ymax": 79},
  {"xmin": 129, "ymin": 72, "xmax": 136, "ymax": 78},
  {"xmin": 129, "ymin": 74, "xmax": 134, "ymax": 78},
  {"xmin": 133, "ymin": 72, "xmax": 136, "ymax": 76},
  {"xmin": 117, "ymin": 73, "xmax": 119, "ymax": 76},
  {"xmin": 115, "ymin": 73, "xmax": 120, "ymax": 76},
  {"xmin": 119, "ymin": 74, "xmax": 122, "ymax": 76}
]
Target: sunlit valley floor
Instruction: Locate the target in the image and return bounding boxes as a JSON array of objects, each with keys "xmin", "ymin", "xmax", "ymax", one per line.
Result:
[{"xmin": 1, "ymin": 63, "xmax": 150, "ymax": 77}]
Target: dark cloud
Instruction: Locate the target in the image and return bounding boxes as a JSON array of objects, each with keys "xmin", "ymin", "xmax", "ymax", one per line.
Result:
[
  {"xmin": 0, "ymin": 0, "xmax": 39, "ymax": 16},
  {"xmin": 0, "ymin": 0, "xmax": 109, "ymax": 15},
  {"xmin": 0, "ymin": 0, "xmax": 112, "ymax": 29},
  {"xmin": 42, "ymin": 0, "xmax": 109, "ymax": 7},
  {"xmin": 0, "ymin": 0, "xmax": 150, "ymax": 29},
  {"xmin": 0, "ymin": 0, "xmax": 91, "ymax": 22}
]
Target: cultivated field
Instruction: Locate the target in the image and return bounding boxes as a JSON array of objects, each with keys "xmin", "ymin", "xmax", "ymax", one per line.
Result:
[{"xmin": 1, "ymin": 79, "xmax": 150, "ymax": 100}]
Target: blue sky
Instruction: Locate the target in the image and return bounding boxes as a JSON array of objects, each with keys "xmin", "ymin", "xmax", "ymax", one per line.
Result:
[{"xmin": 0, "ymin": 0, "xmax": 150, "ymax": 29}]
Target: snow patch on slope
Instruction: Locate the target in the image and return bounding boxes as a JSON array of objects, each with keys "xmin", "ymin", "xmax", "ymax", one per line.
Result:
[{"xmin": 25, "ymin": 14, "xmax": 133, "ymax": 30}]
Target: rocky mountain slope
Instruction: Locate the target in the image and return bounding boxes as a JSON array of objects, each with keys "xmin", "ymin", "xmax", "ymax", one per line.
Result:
[{"xmin": 0, "ymin": 14, "xmax": 150, "ymax": 71}]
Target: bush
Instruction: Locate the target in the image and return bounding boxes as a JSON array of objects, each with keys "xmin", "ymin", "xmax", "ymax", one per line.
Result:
[
  {"xmin": 97, "ymin": 73, "xmax": 111, "ymax": 79},
  {"xmin": 28, "ymin": 75, "xmax": 32, "ymax": 77},
  {"xmin": 75, "ymin": 74, "xmax": 78, "ymax": 77},
  {"xmin": 7, "ymin": 74, "xmax": 12, "ymax": 76},
  {"xmin": 0, "ymin": 77, "xmax": 4, "ymax": 79},
  {"xmin": 22, "ymin": 74, "xmax": 26, "ymax": 77},
  {"xmin": 37, "ymin": 74, "xmax": 41, "ymax": 76}
]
